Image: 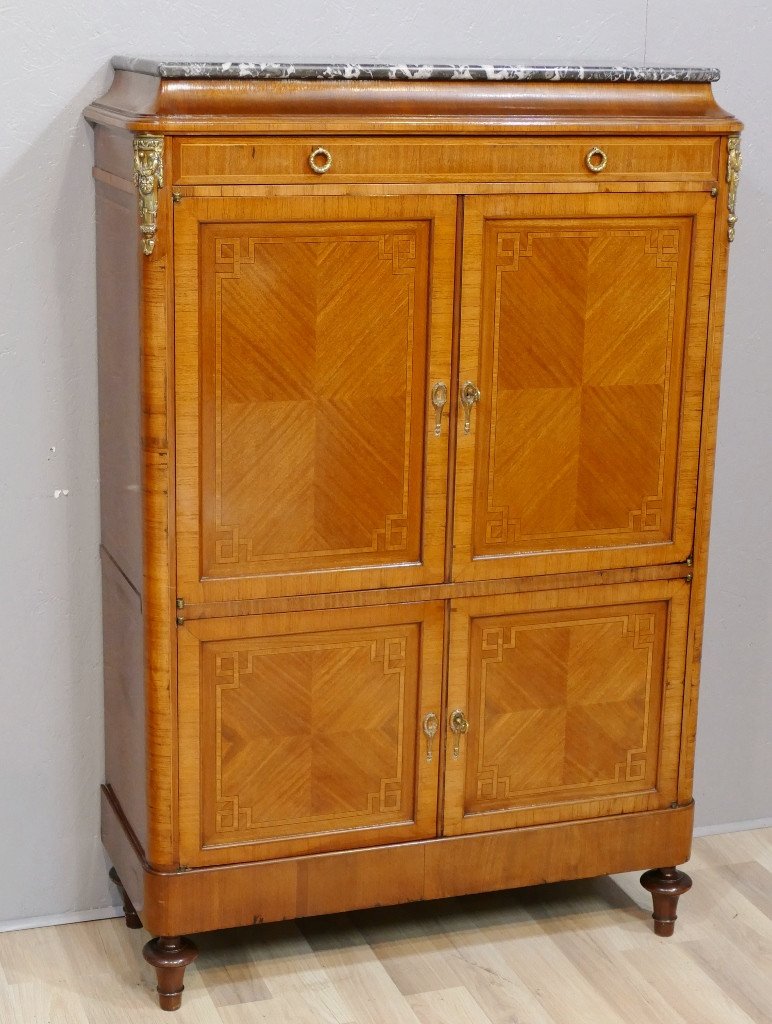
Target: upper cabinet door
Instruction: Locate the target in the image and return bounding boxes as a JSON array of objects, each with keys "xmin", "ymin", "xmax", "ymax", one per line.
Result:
[
  {"xmin": 452, "ymin": 191, "xmax": 716, "ymax": 581},
  {"xmin": 175, "ymin": 195, "xmax": 456, "ymax": 604}
]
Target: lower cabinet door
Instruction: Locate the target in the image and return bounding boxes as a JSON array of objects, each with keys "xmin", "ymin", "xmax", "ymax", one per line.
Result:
[
  {"xmin": 442, "ymin": 580, "xmax": 690, "ymax": 836},
  {"xmin": 178, "ymin": 603, "xmax": 444, "ymax": 866}
]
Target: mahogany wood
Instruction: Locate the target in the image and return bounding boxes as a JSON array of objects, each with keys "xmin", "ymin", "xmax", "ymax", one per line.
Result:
[
  {"xmin": 93, "ymin": 124, "xmax": 136, "ymax": 180},
  {"xmin": 108, "ymin": 867, "xmax": 142, "ymax": 929},
  {"xmin": 85, "ymin": 73, "xmax": 740, "ymax": 136},
  {"xmin": 89, "ymin": 70, "xmax": 739, "ymax": 1009},
  {"xmin": 678, "ymin": 138, "xmax": 734, "ymax": 805},
  {"xmin": 101, "ymin": 783, "xmax": 694, "ymax": 936},
  {"xmin": 101, "ymin": 553, "xmax": 147, "ymax": 850},
  {"xmin": 142, "ymin": 935, "xmax": 198, "ymax": 1011},
  {"xmin": 95, "ymin": 179, "xmax": 143, "ymax": 588},
  {"xmin": 640, "ymin": 866, "xmax": 693, "ymax": 936}
]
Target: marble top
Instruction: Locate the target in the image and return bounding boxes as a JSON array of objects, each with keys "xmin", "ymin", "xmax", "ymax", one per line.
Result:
[{"xmin": 112, "ymin": 57, "xmax": 720, "ymax": 84}]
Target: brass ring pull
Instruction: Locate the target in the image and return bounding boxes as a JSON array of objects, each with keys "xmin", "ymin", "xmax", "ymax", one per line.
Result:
[
  {"xmin": 449, "ymin": 708, "xmax": 469, "ymax": 759},
  {"xmin": 585, "ymin": 146, "xmax": 608, "ymax": 174},
  {"xmin": 309, "ymin": 147, "xmax": 333, "ymax": 174}
]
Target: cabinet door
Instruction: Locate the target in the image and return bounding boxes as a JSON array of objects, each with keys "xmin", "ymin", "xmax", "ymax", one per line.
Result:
[
  {"xmin": 178, "ymin": 602, "xmax": 444, "ymax": 866},
  {"xmin": 175, "ymin": 195, "xmax": 456, "ymax": 604},
  {"xmin": 452, "ymin": 191, "xmax": 716, "ymax": 580},
  {"xmin": 442, "ymin": 581, "xmax": 689, "ymax": 836}
]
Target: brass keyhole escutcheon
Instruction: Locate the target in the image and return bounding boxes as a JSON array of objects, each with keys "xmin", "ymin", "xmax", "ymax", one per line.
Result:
[
  {"xmin": 422, "ymin": 712, "xmax": 439, "ymax": 762},
  {"xmin": 309, "ymin": 147, "xmax": 333, "ymax": 174},
  {"xmin": 460, "ymin": 381, "xmax": 481, "ymax": 434},
  {"xmin": 449, "ymin": 708, "xmax": 469, "ymax": 759},
  {"xmin": 431, "ymin": 381, "xmax": 448, "ymax": 436},
  {"xmin": 585, "ymin": 146, "xmax": 608, "ymax": 173}
]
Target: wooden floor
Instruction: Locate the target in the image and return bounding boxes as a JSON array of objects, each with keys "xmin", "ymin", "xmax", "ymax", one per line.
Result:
[{"xmin": 0, "ymin": 827, "xmax": 770, "ymax": 1023}]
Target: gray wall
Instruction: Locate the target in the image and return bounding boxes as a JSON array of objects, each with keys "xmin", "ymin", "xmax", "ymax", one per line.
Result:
[{"xmin": 0, "ymin": 1, "xmax": 769, "ymax": 925}]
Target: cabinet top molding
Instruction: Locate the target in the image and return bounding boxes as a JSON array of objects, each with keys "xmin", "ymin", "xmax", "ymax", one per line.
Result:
[
  {"xmin": 86, "ymin": 62, "xmax": 740, "ymax": 136},
  {"xmin": 112, "ymin": 57, "xmax": 720, "ymax": 84}
]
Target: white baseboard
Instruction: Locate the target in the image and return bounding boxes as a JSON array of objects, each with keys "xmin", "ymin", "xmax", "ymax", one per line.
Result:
[
  {"xmin": 693, "ymin": 816, "xmax": 772, "ymax": 837},
  {"xmin": 0, "ymin": 906, "xmax": 123, "ymax": 934}
]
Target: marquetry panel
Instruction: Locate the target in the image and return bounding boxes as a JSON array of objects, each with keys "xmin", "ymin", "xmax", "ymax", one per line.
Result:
[
  {"xmin": 177, "ymin": 603, "xmax": 444, "ymax": 865},
  {"xmin": 452, "ymin": 191, "xmax": 716, "ymax": 581},
  {"xmin": 174, "ymin": 195, "xmax": 455, "ymax": 603},
  {"xmin": 442, "ymin": 580, "xmax": 690, "ymax": 835}
]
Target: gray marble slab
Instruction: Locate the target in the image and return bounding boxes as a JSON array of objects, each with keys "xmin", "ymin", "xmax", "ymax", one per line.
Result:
[{"xmin": 112, "ymin": 57, "xmax": 719, "ymax": 83}]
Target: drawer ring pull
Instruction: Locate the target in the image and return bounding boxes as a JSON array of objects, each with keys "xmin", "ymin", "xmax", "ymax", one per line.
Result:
[
  {"xmin": 309, "ymin": 147, "xmax": 333, "ymax": 174},
  {"xmin": 585, "ymin": 146, "xmax": 608, "ymax": 173}
]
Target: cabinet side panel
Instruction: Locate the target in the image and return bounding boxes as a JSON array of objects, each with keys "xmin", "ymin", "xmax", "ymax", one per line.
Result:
[
  {"xmin": 95, "ymin": 175, "xmax": 143, "ymax": 589},
  {"xmin": 95, "ymin": 141, "xmax": 148, "ymax": 852},
  {"xmin": 94, "ymin": 124, "xmax": 136, "ymax": 180},
  {"xmin": 679, "ymin": 137, "xmax": 733, "ymax": 803},
  {"xmin": 94, "ymin": 124, "xmax": 177, "ymax": 867},
  {"xmin": 140, "ymin": 161, "xmax": 177, "ymax": 869},
  {"xmin": 102, "ymin": 553, "xmax": 147, "ymax": 850}
]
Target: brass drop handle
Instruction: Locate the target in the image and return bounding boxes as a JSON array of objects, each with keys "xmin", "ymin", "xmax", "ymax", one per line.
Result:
[
  {"xmin": 585, "ymin": 146, "xmax": 608, "ymax": 173},
  {"xmin": 460, "ymin": 381, "xmax": 481, "ymax": 434},
  {"xmin": 309, "ymin": 146, "xmax": 333, "ymax": 174},
  {"xmin": 422, "ymin": 712, "xmax": 439, "ymax": 762},
  {"xmin": 431, "ymin": 382, "xmax": 448, "ymax": 436},
  {"xmin": 449, "ymin": 708, "xmax": 469, "ymax": 759}
]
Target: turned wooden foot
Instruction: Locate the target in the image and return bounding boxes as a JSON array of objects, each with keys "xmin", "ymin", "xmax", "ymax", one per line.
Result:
[
  {"xmin": 108, "ymin": 867, "xmax": 142, "ymax": 929},
  {"xmin": 143, "ymin": 936, "xmax": 198, "ymax": 1011},
  {"xmin": 640, "ymin": 866, "xmax": 692, "ymax": 936}
]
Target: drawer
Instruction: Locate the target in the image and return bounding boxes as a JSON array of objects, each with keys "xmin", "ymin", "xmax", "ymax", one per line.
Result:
[{"xmin": 173, "ymin": 135, "xmax": 719, "ymax": 185}]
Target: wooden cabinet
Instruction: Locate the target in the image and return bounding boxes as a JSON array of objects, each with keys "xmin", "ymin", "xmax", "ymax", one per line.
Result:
[{"xmin": 87, "ymin": 62, "xmax": 741, "ymax": 1009}]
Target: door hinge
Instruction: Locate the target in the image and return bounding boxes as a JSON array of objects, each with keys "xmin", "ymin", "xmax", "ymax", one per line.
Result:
[{"xmin": 176, "ymin": 597, "xmax": 185, "ymax": 626}]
